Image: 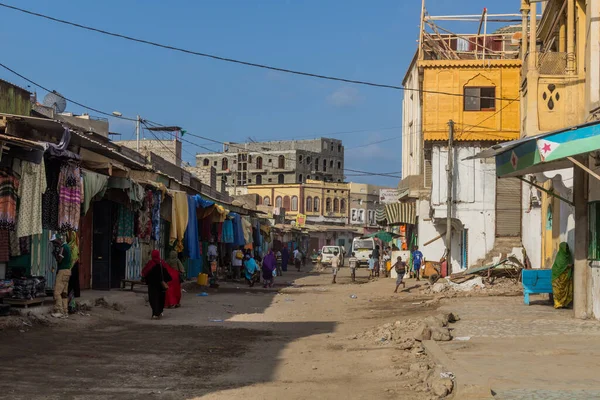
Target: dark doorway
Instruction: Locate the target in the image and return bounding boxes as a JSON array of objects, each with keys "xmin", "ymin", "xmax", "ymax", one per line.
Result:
[{"xmin": 92, "ymin": 201, "xmax": 112, "ymax": 290}]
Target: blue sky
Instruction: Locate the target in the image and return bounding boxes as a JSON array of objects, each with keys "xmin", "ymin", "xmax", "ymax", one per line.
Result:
[{"xmin": 0, "ymin": 0, "xmax": 519, "ymax": 185}]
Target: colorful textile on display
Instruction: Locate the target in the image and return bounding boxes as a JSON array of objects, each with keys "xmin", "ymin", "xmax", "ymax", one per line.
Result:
[
  {"xmin": 0, "ymin": 230, "xmax": 9, "ymax": 262},
  {"xmin": 184, "ymin": 194, "xmax": 200, "ymax": 259},
  {"xmin": 151, "ymin": 191, "xmax": 161, "ymax": 241},
  {"xmin": 82, "ymin": 170, "xmax": 108, "ymax": 215},
  {"xmin": 221, "ymin": 219, "xmax": 234, "ymax": 243},
  {"xmin": 42, "ymin": 158, "xmax": 60, "ymax": 231},
  {"xmin": 229, "ymin": 213, "xmax": 245, "ymax": 246},
  {"xmin": 137, "ymin": 190, "xmax": 153, "ymax": 240},
  {"xmin": 16, "ymin": 160, "xmax": 47, "ymax": 238},
  {"xmin": 115, "ymin": 205, "xmax": 134, "ymax": 245},
  {"xmin": 58, "ymin": 163, "xmax": 82, "ymax": 232},
  {"xmin": 169, "ymin": 191, "xmax": 189, "ymax": 252},
  {"xmin": 0, "ymin": 169, "xmax": 19, "ymax": 230}
]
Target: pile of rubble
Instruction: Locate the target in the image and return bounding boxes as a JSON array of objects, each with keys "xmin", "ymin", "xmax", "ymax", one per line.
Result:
[
  {"xmin": 358, "ymin": 313, "xmax": 459, "ymax": 398},
  {"xmin": 420, "ymin": 276, "xmax": 522, "ymax": 297}
]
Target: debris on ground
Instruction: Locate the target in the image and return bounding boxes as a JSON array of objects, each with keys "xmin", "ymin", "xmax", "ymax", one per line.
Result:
[
  {"xmin": 420, "ymin": 275, "xmax": 522, "ymax": 298},
  {"xmin": 94, "ymin": 297, "xmax": 126, "ymax": 312}
]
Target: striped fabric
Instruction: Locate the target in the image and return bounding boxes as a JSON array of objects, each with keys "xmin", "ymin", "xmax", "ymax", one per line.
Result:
[
  {"xmin": 384, "ymin": 202, "xmax": 416, "ymax": 225},
  {"xmin": 375, "ymin": 206, "xmax": 387, "ymax": 223}
]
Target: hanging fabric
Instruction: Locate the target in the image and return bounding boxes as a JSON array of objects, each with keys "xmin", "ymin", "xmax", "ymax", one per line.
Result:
[
  {"xmin": 16, "ymin": 160, "xmax": 47, "ymax": 238},
  {"xmin": 222, "ymin": 219, "xmax": 234, "ymax": 244},
  {"xmin": 42, "ymin": 158, "xmax": 60, "ymax": 231},
  {"xmin": 82, "ymin": 170, "xmax": 109, "ymax": 215},
  {"xmin": 169, "ymin": 191, "xmax": 189, "ymax": 252},
  {"xmin": 151, "ymin": 191, "xmax": 162, "ymax": 241},
  {"xmin": 184, "ymin": 194, "xmax": 200, "ymax": 259},
  {"xmin": 0, "ymin": 230, "xmax": 9, "ymax": 262},
  {"xmin": 58, "ymin": 163, "xmax": 82, "ymax": 232},
  {"xmin": 0, "ymin": 169, "xmax": 19, "ymax": 231},
  {"xmin": 115, "ymin": 204, "xmax": 134, "ymax": 247},
  {"xmin": 137, "ymin": 190, "xmax": 153, "ymax": 240}
]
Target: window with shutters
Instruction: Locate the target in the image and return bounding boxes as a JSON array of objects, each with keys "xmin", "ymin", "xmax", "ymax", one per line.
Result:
[
  {"xmin": 314, "ymin": 197, "xmax": 320, "ymax": 212},
  {"xmin": 589, "ymin": 202, "xmax": 600, "ymax": 260},
  {"xmin": 306, "ymin": 197, "xmax": 313, "ymax": 212},
  {"xmin": 291, "ymin": 196, "xmax": 298, "ymax": 211},
  {"xmin": 424, "ymin": 149, "xmax": 432, "ymax": 188},
  {"xmin": 283, "ymin": 196, "xmax": 291, "ymax": 211}
]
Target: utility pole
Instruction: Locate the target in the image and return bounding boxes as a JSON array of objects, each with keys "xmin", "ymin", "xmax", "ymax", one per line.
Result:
[
  {"xmin": 446, "ymin": 120, "xmax": 454, "ymax": 272},
  {"xmin": 135, "ymin": 115, "xmax": 141, "ymax": 152}
]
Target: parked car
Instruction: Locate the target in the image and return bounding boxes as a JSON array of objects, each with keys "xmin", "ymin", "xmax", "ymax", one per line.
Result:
[{"xmin": 320, "ymin": 245, "xmax": 345, "ymax": 266}]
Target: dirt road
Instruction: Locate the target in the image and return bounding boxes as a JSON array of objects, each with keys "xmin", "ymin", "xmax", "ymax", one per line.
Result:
[{"xmin": 0, "ymin": 268, "xmax": 443, "ymax": 400}]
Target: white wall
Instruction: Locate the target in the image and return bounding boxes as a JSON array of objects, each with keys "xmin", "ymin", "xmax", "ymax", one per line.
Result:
[
  {"xmin": 430, "ymin": 144, "xmax": 497, "ymax": 270},
  {"xmin": 401, "ymin": 59, "xmax": 422, "ymax": 179},
  {"xmin": 521, "ymin": 180, "xmax": 542, "ymax": 268},
  {"xmin": 417, "ymin": 199, "xmax": 446, "ymax": 263}
]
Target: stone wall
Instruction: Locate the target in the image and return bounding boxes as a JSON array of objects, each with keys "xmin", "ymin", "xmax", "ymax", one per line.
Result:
[{"xmin": 117, "ymin": 139, "xmax": 182, "ymax": 167}]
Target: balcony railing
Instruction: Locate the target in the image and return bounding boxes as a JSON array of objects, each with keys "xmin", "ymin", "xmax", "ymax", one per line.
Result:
[{"xmin": 523, "ymin": 51, "xmax": 568, "ymax": 77}]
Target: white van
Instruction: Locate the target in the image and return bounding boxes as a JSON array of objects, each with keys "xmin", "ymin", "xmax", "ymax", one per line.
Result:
[
  {"xmin": 321, "ymin": 245, "xmax": 345, "ymax": 266},
  {"xmin": 351, "ymin": 237, "xmax": 375, "ymax": 267}
]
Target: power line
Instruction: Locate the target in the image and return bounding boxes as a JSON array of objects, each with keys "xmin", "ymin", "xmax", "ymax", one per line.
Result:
[{"xmin": 0, "ymin": 2, "xmax": 517, "ymax": 102}]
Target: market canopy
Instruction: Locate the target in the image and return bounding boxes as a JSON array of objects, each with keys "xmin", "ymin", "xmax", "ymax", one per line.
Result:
[
  {"xmin": 375, "ymin": 201, "xmax": 416, "ymax": 226},
  {"xmin": 468, "ymin": 120, "xmax": 600, "ymax": 177},
  {"xmin": 363, "ymin": 230, "xmax": 401, "ymax": 243}
]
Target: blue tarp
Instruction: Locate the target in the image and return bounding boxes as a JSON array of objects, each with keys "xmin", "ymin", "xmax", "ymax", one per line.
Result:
[{"xmin": 184, "ymin": 195, "xmax": 201, "ymax": 260}]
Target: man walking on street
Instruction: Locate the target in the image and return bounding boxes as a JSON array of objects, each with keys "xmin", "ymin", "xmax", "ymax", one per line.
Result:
[
  {"xmin": 412, "ymin": 245, "xmax": 424, "ymax": 281},
  {"xmin": 348, "ymin": 252, "xmax": 358, "ymax": 282},
  {"xmin": 331, "ymin": 251, "xmax": 340, "ymax": 284},
  {"xmin": 51, "ymin": 234, "xmax": 72, "ymax": 318}
]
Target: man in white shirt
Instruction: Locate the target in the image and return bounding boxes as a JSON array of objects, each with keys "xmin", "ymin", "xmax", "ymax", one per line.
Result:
[
  {"xmin": 331, "ymin": 251, "xmax": 341, "ymax": 284},
  {"xmin": 208, "ymin": 242, "xmax": 218, "ymax": 261},
  {"xmin": 231, "ymin": 246, "xmax": 243, "ymax": 280}
]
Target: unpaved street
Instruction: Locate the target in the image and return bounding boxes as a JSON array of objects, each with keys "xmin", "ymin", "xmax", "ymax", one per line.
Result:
[{"xmin": 0, "ymin": 268, "xmax": 443, "ymax": 400}]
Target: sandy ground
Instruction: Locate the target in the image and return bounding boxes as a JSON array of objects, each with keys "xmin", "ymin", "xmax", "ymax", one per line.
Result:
[{"xmin": 0, "ymin": 267, "xmax": 448, "ymax": 400}]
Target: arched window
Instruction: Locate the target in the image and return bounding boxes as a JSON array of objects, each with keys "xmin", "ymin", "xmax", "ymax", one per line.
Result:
[
  {"xmin": 337, "ymin": 161, "xmax": 341, "ymax": 169},
  {"xmin": 314, "ymin": 197, "xmax": 320, "ymax": 212},
  {"xmin": 278, "ymin": 174, "xmax": 285, "ymax": 184},
  {"xmin": 306, "ymin": 175, "xmax": 311, "ymax": 180},
  {"xmin": 338, "ymin": 144, "xmax": 342, "ymax": 152},
  {"xmin": 340, "ymin": 199, "xmax": 347, "ymax": 213},
  {"xmin": 315, "ymin": 158, "xmax": 319, "ymax": 171},
  {"xmin": 330, "ymin": 160, "xmax": 334, "ymax": 168},
  {"xmin": 298, "ymin": 174, "xmax": 303, "ymax": 183},
  {"xmin": 256, "ymin": 156, "xmax": 263, "ymax": 169},
  {"xmin": 298, "ymin": 155, "xmax": 303, "ymax": 163},
  {"xmin": 323, "ymin": 159, "xmax": 327, "ymax": 172},
  {"xmin": 291, "ymin": 196, "xmax": 298, "ymax": 211},
  {"xmin": 256, "ymin": 175, "xmax": 263, "ymax": 185},
  {"xmin": 203, "ymin": 158, "xmax": 209, "ymax": 166},
  {"xmin": 306, "ymin": 196, "xmax": 313, "ymax": 212},
  {"xmin": 326, "ymin": 198, "xmax": 332, "ymax": 212},
  {"xmin": 275, "ymin": 196, "xmax": 283, "ymax": 208},
  {"xmin": 263, "ymin": 196, "xmax": 270, "ymax": 206},
  {"xmin": 283, "ymin": 196, "xmax": 291, "ymax": 211},
  {"xmin": 306, "ymin": 156, "xmax": 311, "ymax": 165},
  {"xmin": 278, "ymin": 155, "xmax": 285, "ymax": 169},
  {"xmin": 333, "ymin": 198, "xmax": 340, "ymax": 212},
  {"xmin": 221, "ymin": 157, "xmax": 228, "ymax": 171}
]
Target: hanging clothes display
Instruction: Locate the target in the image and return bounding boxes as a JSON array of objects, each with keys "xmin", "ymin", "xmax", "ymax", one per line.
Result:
[
  {"xmin": 0, "ymin": 230, "xmax": 9, "ymax": 262},
  {"xmin": 222, "ymin": 219, "xmax": 234, "ymax": 244},
  {"xmin": 137, "ymin": 190, "xmax": 153, "ymax": 240},
  {"xmin": 184, "ymin": 194, "xmax": 200, "ymax": 259},
  {"xmin": 151, "ymin": 191, "xmax": 162, "ymax": 241},
  {"xmin": 169, "ymin": 191, "xmax": 189, "ymax": 252},
  {"xmin": 230, "ymin": 213, "xmax": 245, "ymax": 246},
  {"xmin": 0, "ymin": 169, "xmax": 19, "ymax": 231},
  {"xmin": 82, "ymin": 170, "xmax": 109, "ymax": 215},
  {"xmin": 115, "ymin": 204, "xmax": 134, "ymax": 246},
  {"xmin": 128, "ymin": 181, "xmax": 145, "ymax": 211},
  {"xmin": 58, "ymin": 163, "xmax": 82, "ymax": 232},
  {"xmin": 42, "ymin": 158, "xmax": 60, "ymax": 231},
  {"xmin": 242, "ymin": 217, "xmax": 253, "ymax": 245},
  {"xmin": 16, "ymin": 160, "xmax": 47, "ymax": 238}
]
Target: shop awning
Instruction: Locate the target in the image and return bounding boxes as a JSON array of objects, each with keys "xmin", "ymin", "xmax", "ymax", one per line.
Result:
[
  {"xmin": 469, "ymin": 120, "xmax": 600, "ymax": 177},
  {"xmin": 376, "ymin": 202, "xmax": 416, "ymax": 226}
]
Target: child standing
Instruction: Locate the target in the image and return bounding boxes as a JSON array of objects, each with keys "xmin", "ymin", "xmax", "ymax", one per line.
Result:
[
  {"xmin": 368, "ymin": 253, "xmax": 376, "ymax": 279},
  {"xmin": 348, "ymin": 252, "xmax": 358, "ymax": 282},
  {"xmin": 393, "ymin": 256, "xmax": 407, "ymax": 293}
]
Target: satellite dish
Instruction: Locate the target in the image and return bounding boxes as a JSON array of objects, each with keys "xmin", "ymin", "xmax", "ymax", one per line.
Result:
[{"xmin": 42, "ymin": 91, "xmax": 67, "ymax": 113}]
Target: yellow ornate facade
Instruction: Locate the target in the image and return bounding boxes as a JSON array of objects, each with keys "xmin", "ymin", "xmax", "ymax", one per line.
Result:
[
  {"xmin": 421, "ymin": 59, "xmax": 521, "ymax": 142},
  {"xmin": 247, "ymin": 179, "xmax": 350, "ymax": 220}
]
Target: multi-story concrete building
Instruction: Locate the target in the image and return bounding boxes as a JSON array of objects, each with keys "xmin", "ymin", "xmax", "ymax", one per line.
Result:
[
  {"xmin": 195, "ymin": 138, "xmax": 345, "ymax": 195},
  {"xmin": 399, "ymin": 8, "xmax": 523, "ymax": 273},
  {"xmin": 349, "ymin": 183, "xmax": 389, "ymax": 232}
]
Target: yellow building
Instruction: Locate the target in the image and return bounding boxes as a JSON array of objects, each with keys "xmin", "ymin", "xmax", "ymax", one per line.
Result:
[
  {"xmin": 247, "ymin": 179, "xmax": 350, "ymax": 221},
  {"xmin": 421, "ymin": 59, "xmax": 521, "ymax": 142}
]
